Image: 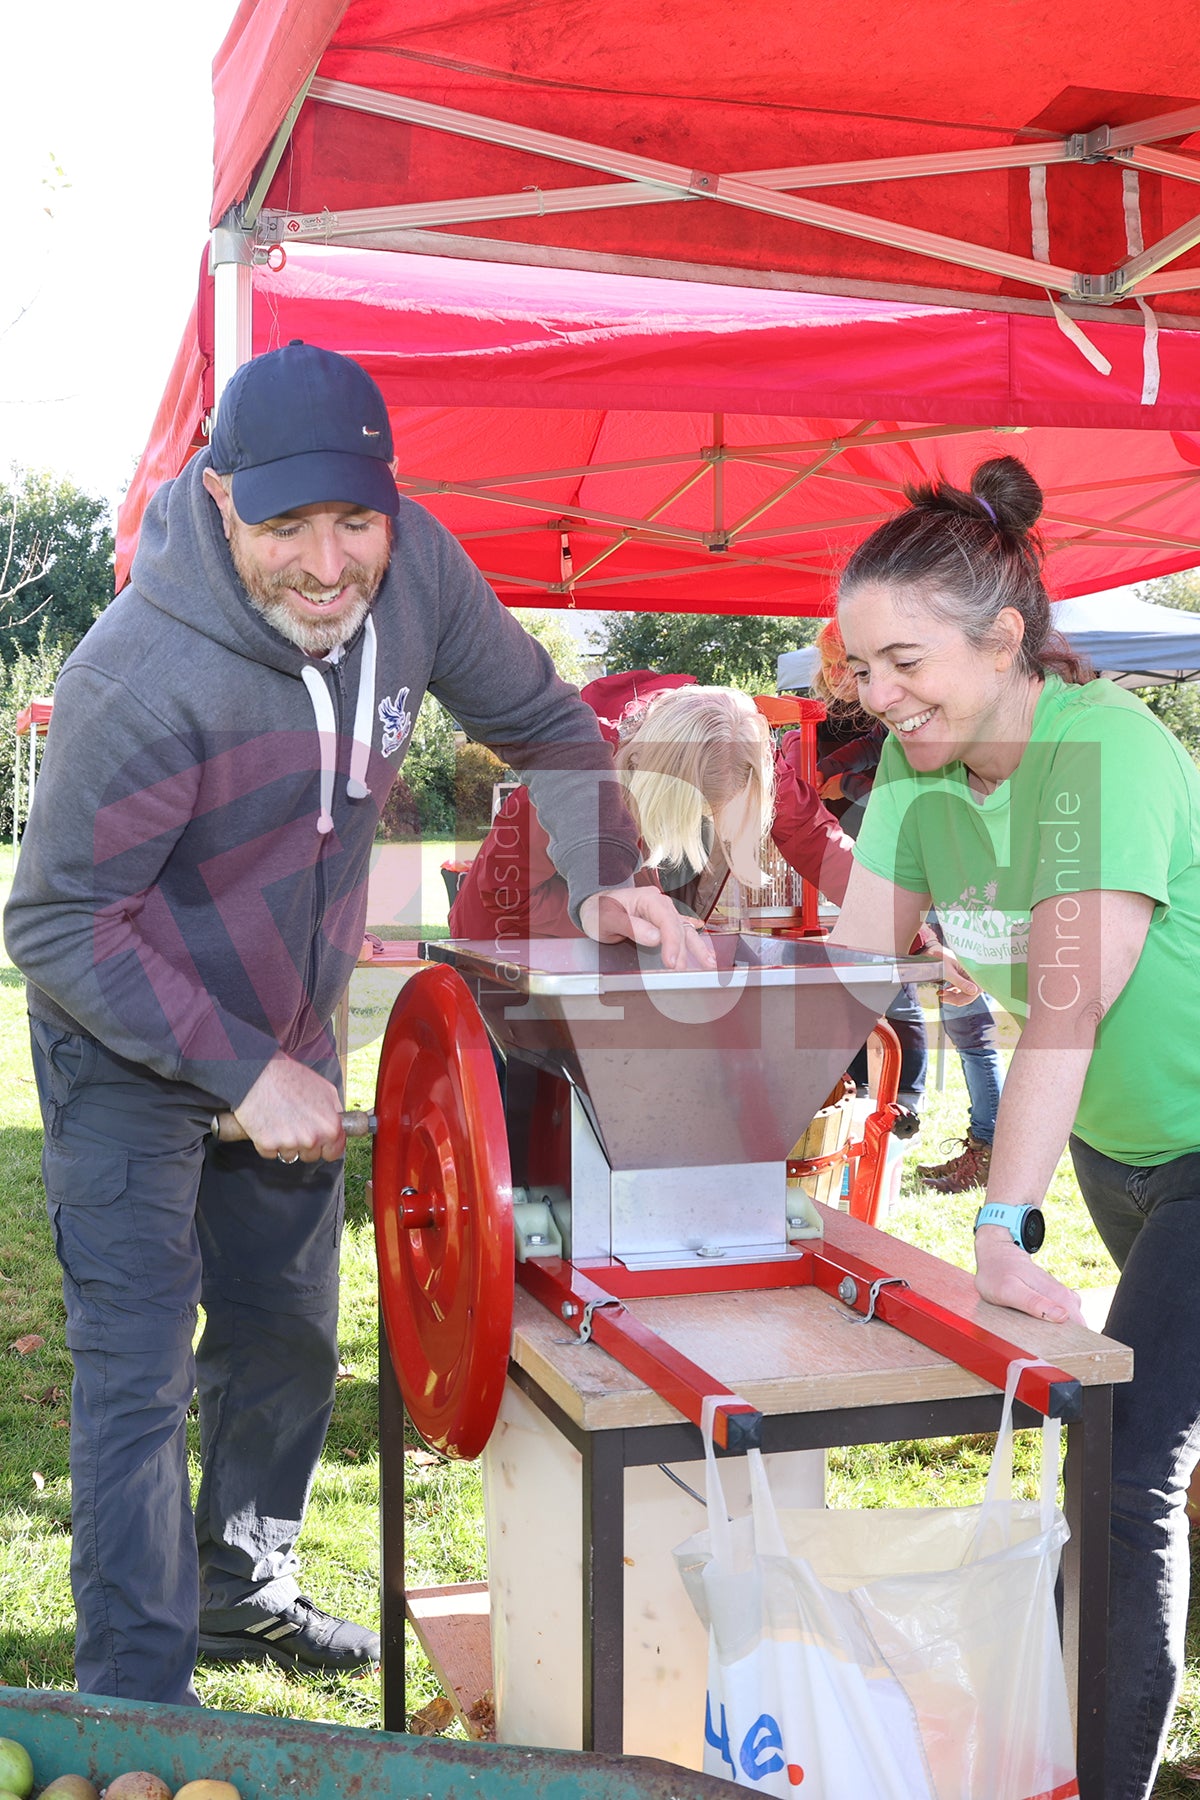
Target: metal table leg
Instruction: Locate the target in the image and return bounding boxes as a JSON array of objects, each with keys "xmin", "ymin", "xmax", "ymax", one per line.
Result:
[
  {"xmin": 582, "ymin": 1427, "xmax": 627, "ymax": 1752},
  {"xmin": 1063, "ymin": 1382, "xmax": 1113, "ymax": 1800},
  {"xmin": 379, "ymin": 1307, "xmax": 408, "ymax": 1733}
]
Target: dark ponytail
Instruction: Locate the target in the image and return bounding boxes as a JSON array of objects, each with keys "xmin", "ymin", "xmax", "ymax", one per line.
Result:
[{"xmin": 839, "ymin": 455, "xmax": 1093, "ymax": 686}]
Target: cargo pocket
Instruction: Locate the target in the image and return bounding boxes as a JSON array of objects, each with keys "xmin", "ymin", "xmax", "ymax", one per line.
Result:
[
  {"xmin": 30, "ymin": 1020, "xmax": 98, "ymax": 1137},
  {"xmin": 42, "ymin": 1139, "xmax": 142, "ymax": 1305}
]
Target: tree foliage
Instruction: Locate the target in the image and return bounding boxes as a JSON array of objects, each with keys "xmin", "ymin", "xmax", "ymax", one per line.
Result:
[
  {"xmin": 0, "ymin": 468, "xmax": 113, "ymax": 664},
  {"xmin": 1137, "ymin": 570, "xmax": 1200, "ymax": 614},
  {"xmin": 1131, "ymin": 570, "xmax": 1200, "ymax": 760},
  {"xmin": 510, "ymin": 608, "xmax": 589, "ymax": 686},
  {"xmin": 589, "ymin": 610, "xmax": 819, "ymax": 691},
  {"xmin": 380, "ymin": 611, "xmax": 592, "ymax": 840},
  {"xmin": 394, "ymin": 694, "xmax": 458, "ymax": 837},
  {"xmin": 0, "ymin": 627, "xmax": 72, "ymax": 839}
]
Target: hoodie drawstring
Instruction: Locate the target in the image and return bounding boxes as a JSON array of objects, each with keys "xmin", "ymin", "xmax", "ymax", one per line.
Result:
[
  {"xmin": 299, "ymin": 616, "xmax": 379, "ymax": 835},
  {"xmin": 347, "ymin": 614, "xmax": 377, "ymax": 800},
  {"xmin": 300, "ymin": 666, "xmax": 338, "ymax": 835}
]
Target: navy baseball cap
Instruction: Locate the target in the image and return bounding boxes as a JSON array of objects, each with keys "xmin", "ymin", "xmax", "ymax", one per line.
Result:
[{"xmin": 210, "ymin": 341, "xmax": 399, "ymax": 523}]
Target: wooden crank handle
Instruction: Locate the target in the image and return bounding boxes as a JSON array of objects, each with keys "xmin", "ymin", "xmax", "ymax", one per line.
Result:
[{"xmin": 209, "ymin": 1109, "xmax": 377, "ymax": 1143}]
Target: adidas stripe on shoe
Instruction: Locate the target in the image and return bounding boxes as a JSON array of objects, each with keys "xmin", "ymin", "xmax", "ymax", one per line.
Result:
[{"xmin": 198, "ymin": 1596, "xmax": 379, "ymax": 1672}]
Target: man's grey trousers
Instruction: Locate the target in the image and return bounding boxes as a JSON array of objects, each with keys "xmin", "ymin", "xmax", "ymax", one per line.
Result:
[{"xmin": 30, "ymin": 1018, "xmax": 344, "ymax": 1703}]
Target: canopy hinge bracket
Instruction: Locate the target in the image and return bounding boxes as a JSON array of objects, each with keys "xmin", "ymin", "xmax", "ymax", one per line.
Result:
[
  {"xmin": 1066, "ymin": 125, "xmax": 1113, "ymax": 164},
  {"xmin": 1066, "ymin": 270, "xmax": 1121, "ymax": 303}
]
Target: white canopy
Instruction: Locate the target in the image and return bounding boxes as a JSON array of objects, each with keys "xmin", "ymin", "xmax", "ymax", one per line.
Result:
[{"xmin": 777, "ymin": 587, "xmax": 1200, "ymax": 692}]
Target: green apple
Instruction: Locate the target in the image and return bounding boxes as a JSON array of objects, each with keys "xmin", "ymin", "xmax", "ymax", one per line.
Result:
[{"xmin": 0, "ymin": 1735, "xmax": 34, "ymax": 1798}]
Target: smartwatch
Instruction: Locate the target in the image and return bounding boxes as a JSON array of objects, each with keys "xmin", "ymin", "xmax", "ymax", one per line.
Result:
[{"xmin": 974, "ymin": 1202, "xmax": 1046, "ymax": 1255}]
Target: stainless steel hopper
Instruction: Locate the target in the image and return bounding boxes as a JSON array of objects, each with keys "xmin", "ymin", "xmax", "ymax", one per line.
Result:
[{"xmin": 428, "ymin": 934, "xmax": 933, "ymax": 1269}]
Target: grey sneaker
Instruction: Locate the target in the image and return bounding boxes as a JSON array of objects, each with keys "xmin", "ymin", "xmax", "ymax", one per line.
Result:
[{"xmin": 198, "ymin": 1596, "xmax": 379, "ymax": 1672}]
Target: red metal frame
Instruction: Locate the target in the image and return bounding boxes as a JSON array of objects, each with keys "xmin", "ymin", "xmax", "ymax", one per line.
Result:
[
  {"xmin": 517, "ymin": 1238, "xmax": 1082, "ymax": 1444},
  {"xmin": 753, "ymin": 693, "xmax": 826, "ymax": 936},
  {"xmin": 788, "ymin": 1018, "xmax": 904, "ymax": 1227},
  {"xmin": 517, "ymin": 1256, "xmax": 763, "ymax": 1450}
]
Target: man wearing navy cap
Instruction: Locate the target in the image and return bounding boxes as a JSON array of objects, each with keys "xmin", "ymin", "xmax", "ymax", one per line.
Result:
[{"xmin": 4, "ymin": 342, "xmax": 706, "ymax": 1705}]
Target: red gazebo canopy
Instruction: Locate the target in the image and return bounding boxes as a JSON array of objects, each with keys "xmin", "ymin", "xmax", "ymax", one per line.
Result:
[
  {"xmin": 212, "ymin": 0, "xmax": 1200, "ymax": 316},
  {"xmin": 117, "ymin": 3, "xmax": 1200, "ymax": 607},
  {"xmin": 117, "ymin": 248, "xmax": 1200, "ymax": 609}
]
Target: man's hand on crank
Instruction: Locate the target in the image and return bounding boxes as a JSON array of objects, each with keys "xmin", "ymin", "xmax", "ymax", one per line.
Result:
[
  {"xmin": 580, "ymin": 885, "xmax": 717, "ymax": 972},
  {"xmin": 232, "ymin": 1054, "xmax": 347, "ymax": 1162}
]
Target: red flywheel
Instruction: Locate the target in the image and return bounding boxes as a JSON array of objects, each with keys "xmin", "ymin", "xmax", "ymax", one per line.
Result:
[{"xmin": 372, "ymin": 963, "xmax": 514, "ymax": 1459}]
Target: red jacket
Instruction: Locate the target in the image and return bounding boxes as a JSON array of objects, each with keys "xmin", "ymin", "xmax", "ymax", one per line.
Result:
[{"xmin": 449, "ymin": 733, "xmax": 855, "ymax": 938}]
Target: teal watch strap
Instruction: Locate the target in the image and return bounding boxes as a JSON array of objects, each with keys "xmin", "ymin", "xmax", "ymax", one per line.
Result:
[{"xmin": 974, "ymin": 1202, "xmax": 1045, "ymax": 1253}]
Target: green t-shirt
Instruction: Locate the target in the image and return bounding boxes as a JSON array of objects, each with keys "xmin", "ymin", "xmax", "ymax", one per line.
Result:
[{"xmin": 854, "ymin": 675, "xmax": 1200, "ymax": 1165}]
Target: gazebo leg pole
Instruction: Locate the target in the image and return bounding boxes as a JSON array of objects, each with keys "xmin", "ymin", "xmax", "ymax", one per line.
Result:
[
  {"xmin": 12, "ymin": 727, "xmax": 20, "ymax": 872},
  {"xmin": 27, "ymin": 727, "xmax": 37, "ymax": 833}
]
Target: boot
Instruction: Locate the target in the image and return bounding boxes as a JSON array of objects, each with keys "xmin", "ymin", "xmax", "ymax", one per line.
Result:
[{"xmin": 916, "ymin": 1132, "xmax": 992, "ymax": 1194}]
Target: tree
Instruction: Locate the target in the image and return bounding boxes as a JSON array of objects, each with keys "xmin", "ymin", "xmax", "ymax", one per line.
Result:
[
  {"xmin": 0, "ymin": 469, "xmax": 114, "ymax": 663},
  {"xmin": 1131, "ymin": 570, "xmax": 1200, "ymax": 759},
  {"xmin": 1137, "ymin": 569, "xmax": 1200, "ymax": 614},
  {"xmin": 398, "ymin": 694, "xmax": 458, "ymax": 836},
  {"xmin": 510, "ymin": 608, "xmax": 588, "ymax": 685},
  {"xmin": 0, "ymin": 500, "xmax": 52, "ymax": 627},
  {"xmin": 0, "ymin": 626, "xmax": 72, "ymax": 839},
  {"xmin": 590, "ymin": 610, "xmax": 820, "ymax": 691},
  {"xmin": 382, "ymin": 612, "xmax": 591, "ymax": 841}
]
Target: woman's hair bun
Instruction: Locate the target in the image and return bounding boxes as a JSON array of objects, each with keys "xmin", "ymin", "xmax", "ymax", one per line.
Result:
[{"xmin": 971, "ymin": 454, "xmax": 1043, "ymax": 535}]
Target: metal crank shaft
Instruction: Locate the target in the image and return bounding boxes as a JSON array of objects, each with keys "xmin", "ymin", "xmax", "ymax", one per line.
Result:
[{"xmin": 211, "ymin": 1109, "xmax": 377, "ymax": 1143}]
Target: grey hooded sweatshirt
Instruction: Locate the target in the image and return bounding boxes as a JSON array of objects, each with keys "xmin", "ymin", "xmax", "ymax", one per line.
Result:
[{"xmin": 4, "ymin": 453, "xmax": 639, "ymax": 1108}]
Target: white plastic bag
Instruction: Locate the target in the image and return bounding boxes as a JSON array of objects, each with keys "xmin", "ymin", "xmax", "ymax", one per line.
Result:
[{"xmin": 674, "ymin": 1364, "xmax": 1078, "ymax": 1800}]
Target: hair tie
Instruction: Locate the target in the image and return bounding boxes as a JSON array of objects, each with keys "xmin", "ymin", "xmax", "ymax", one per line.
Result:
[{"xmin": 975, "ymin": 495, "xmax": 998, "ymax": 526}]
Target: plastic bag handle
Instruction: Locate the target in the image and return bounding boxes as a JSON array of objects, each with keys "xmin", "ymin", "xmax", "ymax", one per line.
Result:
[
  {"xmin": 1040, "ymin": 1415, "xmax": 1062, "ymax": 1531},
  {"xmin": 749, "ymin": 1444, "xmax": 789, "ymax": 1558},
  {"xmin": 701, "ymin": 1394, "xmax": 782, "ymax": 1562},
  {"xmin": 700, "ymin": 1395, "xmax": 736, "ymax": 1563},
  {"xmin": 976, "ymin": 1358, "xmax": 1063, "ymax": 1548}
]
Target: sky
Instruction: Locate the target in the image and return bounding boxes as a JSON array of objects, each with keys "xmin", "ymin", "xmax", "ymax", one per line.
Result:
[{"xmin": 0, "ymin": 1, "xmax": 241, "ymax": 520}]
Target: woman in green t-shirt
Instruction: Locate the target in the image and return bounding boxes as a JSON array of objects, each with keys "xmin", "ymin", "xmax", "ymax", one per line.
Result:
[{"xmin": 830, "ymin": 453, "xmax": 1200, "ymax": 1800}]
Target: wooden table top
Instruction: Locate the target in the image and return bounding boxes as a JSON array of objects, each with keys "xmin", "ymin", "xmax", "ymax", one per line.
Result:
[{"xmin": 509, "ymin": 1204, "xmax": 1133, "ymax": 1433}]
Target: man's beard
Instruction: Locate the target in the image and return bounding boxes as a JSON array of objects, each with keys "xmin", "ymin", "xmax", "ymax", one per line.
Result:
[{"xmin": 229, "ymin": 528, "xmax": 389, "ymax": 655}]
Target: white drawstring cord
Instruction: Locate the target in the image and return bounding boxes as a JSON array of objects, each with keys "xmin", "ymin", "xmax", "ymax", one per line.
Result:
[
  {"xmin": 346, "ymin": 613, "xmax": 377, "ymax": 800},
  {"xmin": 300, "ymin": 664, "xmax": 337, "ymax": 834}
]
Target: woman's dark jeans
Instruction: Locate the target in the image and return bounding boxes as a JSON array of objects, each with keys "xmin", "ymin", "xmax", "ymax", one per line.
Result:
[
  {"xmin": 847, "ymin": 981, "xmax": 928, "ymax": 1112},
  {"xmin": 1070, "ymin": 1134, "xmax": 1200, "ymax": 1800}
]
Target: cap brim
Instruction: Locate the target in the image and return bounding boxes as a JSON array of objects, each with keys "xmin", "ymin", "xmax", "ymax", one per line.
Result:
[{"xmin": 231, "ymin": 451, "xmax": 400, "ymax": 524}]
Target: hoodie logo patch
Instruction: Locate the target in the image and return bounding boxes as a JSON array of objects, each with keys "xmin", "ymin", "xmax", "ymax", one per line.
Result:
[{"xmin": 378, "ymin": 689, "xmax": 413, "ymax": 759}]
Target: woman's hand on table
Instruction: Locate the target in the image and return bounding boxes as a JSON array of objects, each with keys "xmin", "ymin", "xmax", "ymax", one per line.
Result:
[
  {"xmin": 974, "ymin": 1227, "xmax": 1085, "ymax": 1326},
  {"xmin": 939, "ymin": 949, "xmax": 981, "ymax": 1007}
]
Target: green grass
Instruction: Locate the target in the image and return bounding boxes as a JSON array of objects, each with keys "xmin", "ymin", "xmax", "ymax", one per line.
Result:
[{"xmin": 3, "ymin": 880, "xmax": 1200, "ymax": 1789}]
